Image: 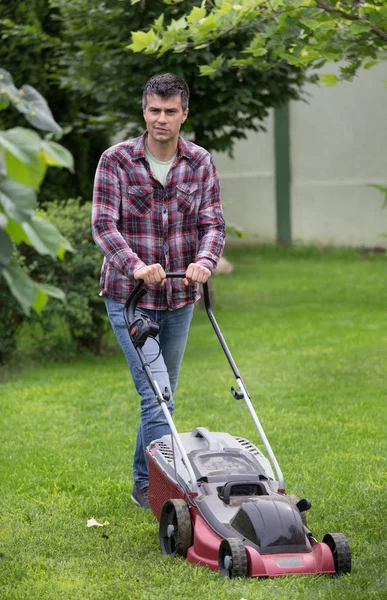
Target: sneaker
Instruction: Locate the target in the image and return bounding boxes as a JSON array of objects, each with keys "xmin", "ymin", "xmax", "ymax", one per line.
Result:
[{"xmin": 131, "ymin": 484, "xmax": 150, "ymax": 509}]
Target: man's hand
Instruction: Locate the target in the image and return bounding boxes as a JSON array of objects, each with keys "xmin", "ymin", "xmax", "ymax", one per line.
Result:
[
  {"xmin": 184, "ymin": 263, "xmax": 211, "ymax": 286},
  {"xmin": 134, "ymin": 264, "xmax": 167, "ymax": 285}
]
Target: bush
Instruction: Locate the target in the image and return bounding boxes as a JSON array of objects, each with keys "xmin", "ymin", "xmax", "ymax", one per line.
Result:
[
  {"xmin": 23, "ymin": 198, "xmax": 110, "ymax": 355},
  {"xmin": 0, "ymin": 278, "xmax": 26, "ymax": 364}
]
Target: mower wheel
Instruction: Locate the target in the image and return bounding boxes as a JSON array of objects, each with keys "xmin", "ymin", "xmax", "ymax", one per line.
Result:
[
  {"xmin": 218, "ymin": 538, "xmax": 248, "ymax": 578},
  {"xmin": 288, "ymin": 494, "xmax": 308, "ymax": 527},
  {"xmin": 322, "ymin": 533, "xmax": 351, "ymax": 575},
  {"xmin": 159, "ymin": 499, "xmax": 192, "ymax": 558}
]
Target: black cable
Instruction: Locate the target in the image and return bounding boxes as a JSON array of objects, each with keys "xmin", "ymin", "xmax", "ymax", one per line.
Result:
[{"xmin": 148, "ymin": 338, "xmax": 162, "ymax": 365}]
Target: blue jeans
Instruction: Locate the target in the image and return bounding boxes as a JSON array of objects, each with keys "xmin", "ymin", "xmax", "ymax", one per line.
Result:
[{"xmin": 105, "ymin": 298, "xmax": 194, "ymax": 489}]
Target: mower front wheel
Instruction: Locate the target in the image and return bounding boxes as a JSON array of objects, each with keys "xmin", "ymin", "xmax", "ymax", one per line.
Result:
[
  {"xmin": 323, "ymin": 532, "xmax": 351, "ymax": 575},
  {"xmin": 218, "ymin": 538, "xmax": 248, "ymax": 578},
  {"xmin": 159, "ymin": 499, "xmax": 193, "ymax": 557}
]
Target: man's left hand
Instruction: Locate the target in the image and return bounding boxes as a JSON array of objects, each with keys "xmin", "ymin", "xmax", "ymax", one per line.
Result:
[{"xmin": 184, "ymin": 263, "xmax": 211, "ymax": 286}]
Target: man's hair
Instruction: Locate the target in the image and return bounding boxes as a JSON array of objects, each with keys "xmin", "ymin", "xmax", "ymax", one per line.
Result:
[{"xmin": 142, "ymin": 73, "xmax": 190, "ymax": 111}]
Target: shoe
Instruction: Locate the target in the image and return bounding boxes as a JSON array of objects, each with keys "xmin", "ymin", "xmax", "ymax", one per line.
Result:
[{"xmin": 131, "ymin": 484, "xmax": 150, "ymax": 509}]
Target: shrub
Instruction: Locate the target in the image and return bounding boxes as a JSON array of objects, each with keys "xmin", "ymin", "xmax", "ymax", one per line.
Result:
[
  {"xmin": 24, "ymin": 198, "xmax": 110, "ymax": 355},
  {"xmin": 0, "ymin": 277, "xmax": 26, "ymax": 364}
]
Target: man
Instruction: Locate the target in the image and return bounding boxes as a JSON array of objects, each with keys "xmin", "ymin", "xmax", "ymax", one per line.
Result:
[{"xmin": 92, "ymin": 73, "xmax": 225, "ymax": 509}]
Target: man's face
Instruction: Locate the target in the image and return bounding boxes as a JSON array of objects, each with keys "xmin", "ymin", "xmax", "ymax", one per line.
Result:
[{"xmin": 143, "ymin": 93, "xmax": 188, "ymax": 145}]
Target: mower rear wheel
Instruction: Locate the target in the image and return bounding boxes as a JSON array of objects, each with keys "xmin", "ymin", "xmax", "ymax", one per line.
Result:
[
  {"xmin": 218, "ymin": 538, "xmax": 248, "ymax": 578},
  {"xmin": 322, "ymin": 532, "xmax": 351, "ymax": 575},
  {"xmin": 159, "ymin": 499, "xmax": 192, "ymax": 558}
]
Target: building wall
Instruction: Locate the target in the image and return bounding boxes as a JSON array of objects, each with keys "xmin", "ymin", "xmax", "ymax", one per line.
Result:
[{"xmin": 213, "ymin": 63, "xmax": 387, "ymax": 247}]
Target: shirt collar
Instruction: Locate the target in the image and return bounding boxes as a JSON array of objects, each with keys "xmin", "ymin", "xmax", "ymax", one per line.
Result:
[{"xmin": 132, "ymin": 132, "xmax": 193, "ymax": 161}]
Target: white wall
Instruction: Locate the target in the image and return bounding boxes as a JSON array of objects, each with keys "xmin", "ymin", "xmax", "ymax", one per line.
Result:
[
  {"xmin": 213, "ymin": 120, "xmax": 276, "ymax": 241},
  {"xmin": 214, "ymin": 63, "xmax": 387, "ymax": 247}
]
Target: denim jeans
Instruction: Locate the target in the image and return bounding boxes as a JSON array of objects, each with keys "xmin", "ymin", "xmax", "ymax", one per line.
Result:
[{"xmin": 105, "ymin": 297, "xmax": 194, "ymax": 490}]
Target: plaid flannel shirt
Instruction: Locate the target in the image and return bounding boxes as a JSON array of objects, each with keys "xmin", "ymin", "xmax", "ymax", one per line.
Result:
[{"xmin": 92, "ymin": 133, "xmax": 226, "ymax": 310}]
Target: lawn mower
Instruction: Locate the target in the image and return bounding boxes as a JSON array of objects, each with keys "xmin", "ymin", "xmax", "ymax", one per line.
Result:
[{"xmin": 124, "ymin": 273, "xmax": 351, "ymax": 578}]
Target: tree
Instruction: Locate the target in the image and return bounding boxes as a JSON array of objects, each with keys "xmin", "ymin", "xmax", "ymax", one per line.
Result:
[
  {"xmin": 52, "ymin": 0, "xmax": 316, "ymax": 155},
  {"xmin": 0, "ymin": 0, "xmax": 110, "ymax": 203},
  {"xmin": 129, "ymin": 0, "xmax": 387, "ymax": 86},
  {"xmin": 0, "ymin": 69, "xmax": 73, "ymax": 314}
]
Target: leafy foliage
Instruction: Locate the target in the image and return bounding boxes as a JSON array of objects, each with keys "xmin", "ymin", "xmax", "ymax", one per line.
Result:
[
  {"xmin": 0, "ymin": 68, "xmax": 73, "ymax": 315},
  {"xmin": 0, "ymin": 264, "xmax": 26, "ymax": 364},
  {"xmin": 368, "ymin": 183, "xmax": 387, "ymax": 208},
  {"xmin": 24, "ymin": 199, "xmax": 110, "ymax": 355},
  {"xmin": 52, "ymin": 0, "xmax": 315, "ymax": 155},
  {"xmin": 129, "ymin": 0, "xmax": 387, "ymax": 83},
  {"xmin": 0, "ymin": 0, "xmax": 110, "ymax": 203}
]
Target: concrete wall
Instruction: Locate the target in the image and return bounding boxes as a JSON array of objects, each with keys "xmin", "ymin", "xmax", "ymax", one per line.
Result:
[{"xmin": 213, "ymin": 62, "xmax": 387, "ymax": 248}]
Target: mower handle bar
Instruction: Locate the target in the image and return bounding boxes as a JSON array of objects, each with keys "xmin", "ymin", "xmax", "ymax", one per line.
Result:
[
  {"xmin": 124, "ymin": 272, "xmax": 186, "ymax": 326},
  {"xmin": 125, "ymin": 272, "xmax": 242, "ymax": 381}
]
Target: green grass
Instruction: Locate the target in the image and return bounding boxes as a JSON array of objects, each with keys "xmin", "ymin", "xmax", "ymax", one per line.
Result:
[{"xmin": 1, "ymin": 245, "xmax": 386, "ymax": 599}]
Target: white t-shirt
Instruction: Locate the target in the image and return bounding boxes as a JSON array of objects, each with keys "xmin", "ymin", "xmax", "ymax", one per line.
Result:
[{"xmin": 145, "ymin": 146, "xmax": 177, "ymax": 187}]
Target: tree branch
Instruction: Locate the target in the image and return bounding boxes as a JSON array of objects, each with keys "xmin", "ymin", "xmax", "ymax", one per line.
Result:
[{"xmin": 316, "ymin": 0, "xmax": 387, "ymax": 42}]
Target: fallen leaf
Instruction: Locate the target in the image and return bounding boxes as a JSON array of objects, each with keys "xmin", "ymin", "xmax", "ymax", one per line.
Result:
[{"xmin": 87, "ymin": 517, "xmax": 109, "ymax": 528}]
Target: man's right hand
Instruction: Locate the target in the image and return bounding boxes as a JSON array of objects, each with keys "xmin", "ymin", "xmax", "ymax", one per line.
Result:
[{"xmin": 133, "ymin": 264, "xmax": 167, "ymax": 285}]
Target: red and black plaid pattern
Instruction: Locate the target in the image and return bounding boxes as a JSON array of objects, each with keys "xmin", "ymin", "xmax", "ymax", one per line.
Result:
[{"xmin": 92, "ymin": 133, "xmax": 225, "ymax": 309}]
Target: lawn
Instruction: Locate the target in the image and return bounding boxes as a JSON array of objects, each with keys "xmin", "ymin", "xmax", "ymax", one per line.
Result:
[{"xmin": 1, "ymin": 245, "xmax": 386, "ymax": 599}]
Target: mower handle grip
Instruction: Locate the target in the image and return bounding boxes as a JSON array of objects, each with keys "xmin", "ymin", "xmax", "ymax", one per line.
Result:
[{"xmin": 124, "ymin": 272, "xmax": 210, "ymax": 327}]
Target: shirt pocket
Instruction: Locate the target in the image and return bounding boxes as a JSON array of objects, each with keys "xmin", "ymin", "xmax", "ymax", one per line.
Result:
[
  {"xmin": 176, "ymin": 182, "xmax": 199, "ymax": 214},
  {"xmin": 125, "ymin": 185, "xmax": 152, "ymax": 216}
]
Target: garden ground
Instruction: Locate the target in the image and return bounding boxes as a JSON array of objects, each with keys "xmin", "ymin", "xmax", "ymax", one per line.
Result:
[{"xmin": 1, "ymin": 245, "xmax": 386, "ymax": 599}]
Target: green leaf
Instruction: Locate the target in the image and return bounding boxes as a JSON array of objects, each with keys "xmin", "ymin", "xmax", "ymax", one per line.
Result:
[
  {"xmin": 320, "ymin": 73, "xmax": 338, "ymax": 87},
  {"xmin": 5, "ymin": 150, "xmax": 47, "ymax": 189},
  {"xmin": 209, "ymin": 54, "xmax": 224, "ymax": 69},
  {"xmin": 0, "ymin": 212, "xmax": 7, "ymax": 228},
  {"xmin": 21, "ymin": 215, "xmax": 62, "ymax": 257},
  {"xmin": 0, "ymin": 228, "xmax": 13, "ymax": 267},
  {"xmin": 196, "ymin": 12, "xmax": 218, "ymax": 36},
  {"xmin": 31, "ymin": 287, "xmax": 49, "ymax": 313},
  {"xmin": 2, "ymin": 263, "xmax": 37, "ymax": 315},
  {"xmin": 280, "ymin": 53, "xmax": 303, "ymax": 66},
  {"xmin": 350, "ymin": 22, "xmax": 371, "ymax": 35},
  {"xmin": 18, "ymin": 85, "xmax": 62, "ymax": 133},
  {"xmin": 364, "ymin": 60, "xmax": 378, "ymax": 70},
  {"xmin": 246, "ymin": 47, "xmax": 267, "ymax": 58},
  {"xmin": 128, "ymin": 30, "xmax": 157, "ymax": 52},
  {"xmin": 40, "ymin": 140, "xmax": 74, "ymax": 172},
  {"xmin": 4, "ymin": 218, "xmax": 30, "ymax": 244},
  {"xmin": 199, "ymin": 65, "xmax": 217, "ymax": 76},
  {"xmin": 301, "ymin": 19, "xmax": 320, "ymax": 31},
  {"xmin": 153, "ymin": 13, "xmax": 165, "ymax": 33},
  {"xmin": 0, "ymin": 127, "xmax": 47, "ymax": 188},
  {"xmin": 0, "ymin": 130, "xmax": 73, "ymax": 187},
  {"xmin": 0, "ymin": 68, "xmax": 20, "ymax": 109},
  {"xmin": 32, "ymin": 283, "xmax": 66, "ymax": 312},
  {"xmin": 217, "ymin": 1, "xmax": 233, "ymax": 16},
  {"xmin": 0, "ymin": 178, "xmax": 36, "ymax": 221},
  {"xmin": 0, "ymin": 93, "xmax": 10, "ymax": 110},
  {"xmin": 187, "ymin": 6, "xmax": 206, "ymax": 23},
  {"xmin": 36, "ymin": 282, "xmax": 66, "ymax": 301},
  {"xmin": 167, "ymin": 17, "xmax": 187, "ymax": 32},
  {"xmin": 366, "ymin": 184, "xmax": 387, "ymax": 208},
  {"xmin": 1, "ymin": 262, "xmax": 65, "ymax": 314},
  {"xmin": 0, "ymin": 127, "xmax": 42, "ymax": 166}
]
